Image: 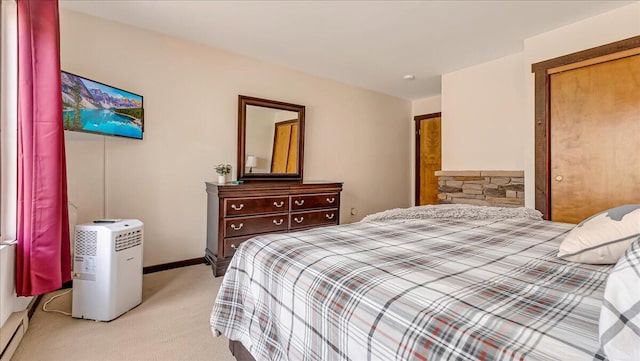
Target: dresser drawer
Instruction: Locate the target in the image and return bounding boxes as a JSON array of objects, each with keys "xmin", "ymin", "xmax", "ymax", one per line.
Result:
[
  {"xmin": 290, "ymin": 209, "xmax": 338, "ymax": 229},
  {"xmin": 290, "ymin": 193, "xmax": 339, "ymax": 211},
  {"xmin": 224, "ymin": 213, "xmax": 288, "ymax": 237},
  {"xmin": 222, "ymin": 235, "xmax": 254, "ymax": 258},
  {"xmin": 224, "ymin": 196, "xmax": 289, "ymax": 216}
]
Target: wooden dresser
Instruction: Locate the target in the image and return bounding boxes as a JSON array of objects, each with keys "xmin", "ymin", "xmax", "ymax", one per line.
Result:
[{"xmin": 205, "ymin": 181, "xmax": 343, "ymax": 276}]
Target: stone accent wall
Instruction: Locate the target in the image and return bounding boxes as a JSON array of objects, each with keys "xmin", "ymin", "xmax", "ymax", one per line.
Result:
[{"xmin": 435, "ymin": 170, "xmax": 524, "ymax": 207}]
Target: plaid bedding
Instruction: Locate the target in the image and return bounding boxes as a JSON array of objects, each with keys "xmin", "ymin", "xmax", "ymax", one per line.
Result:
[
  {"xmin": 210, "ymin": 218, "xmax": 611, "ymax": 361},
  {"xmin": 599, "ymin": 235, "xmax": 640, "ymax": 360}
]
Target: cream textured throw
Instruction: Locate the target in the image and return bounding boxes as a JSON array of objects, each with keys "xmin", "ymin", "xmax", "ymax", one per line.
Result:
[{"xmin": 361, "ymin": 204, "xmax": 542, "ymax": 222}]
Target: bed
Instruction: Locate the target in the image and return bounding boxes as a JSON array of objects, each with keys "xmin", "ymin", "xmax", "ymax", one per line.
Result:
[{"xmin": 210, "ymin": 205, "xmax": 616, "ymax": 360}]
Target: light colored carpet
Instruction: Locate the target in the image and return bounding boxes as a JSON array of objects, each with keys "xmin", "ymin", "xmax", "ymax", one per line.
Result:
[{"xmin": 12, "ymin": 264, "xmax": 236, "ymax": 361}]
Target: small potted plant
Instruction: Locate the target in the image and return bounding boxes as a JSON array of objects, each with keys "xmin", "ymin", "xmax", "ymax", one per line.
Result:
[{"xmin": 215, "ymin": 164, "xmax": 232, "ymax": 185}]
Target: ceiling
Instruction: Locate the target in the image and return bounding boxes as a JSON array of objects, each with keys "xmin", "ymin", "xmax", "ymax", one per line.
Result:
[{"xmin": 59, "ymin": 0, "xmax": 634, "ymax": 100}]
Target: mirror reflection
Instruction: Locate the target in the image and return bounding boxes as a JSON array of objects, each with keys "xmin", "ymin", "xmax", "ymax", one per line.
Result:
[
  {"xmin": 245, "ymin": 105, "xmax": 299, "ymax": 174},
  {"xmin": 238, "ymin": 95, "xmax": 305, "ymax": 182}
]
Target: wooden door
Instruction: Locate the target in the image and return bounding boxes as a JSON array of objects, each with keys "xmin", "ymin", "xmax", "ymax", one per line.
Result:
[
  {"xmin": 415, "ymin": 113, "xmax": 442, "ymax": 205},
  {"xmin": 550, "ymin": 54, "xmax": 640, "ymax": 223},
  {"xmin": 271, "ymin": 120, "xmax": 298, "ymax": 173},
  {"xmin": 286, "ymin": 123, "xmax": 298, "ymax": 173}
]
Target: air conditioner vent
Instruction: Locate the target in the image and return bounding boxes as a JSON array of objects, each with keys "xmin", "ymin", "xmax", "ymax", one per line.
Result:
[
  {"xmin": 75, "ymin": 230, "xmax": 97, "ymax": 256},
  {"xmin": 115, "ymin": 230, "xmax": 142, "ymax": 252}
]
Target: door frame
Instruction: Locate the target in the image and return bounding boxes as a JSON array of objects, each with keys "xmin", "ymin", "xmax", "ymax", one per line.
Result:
[
  {"xmin": 414, "ymin": 112, "xmax": 441, "ymax": 206},
  {"xmin": 531, "ymin": 35, "xmax": 640, "ymax": 220}
]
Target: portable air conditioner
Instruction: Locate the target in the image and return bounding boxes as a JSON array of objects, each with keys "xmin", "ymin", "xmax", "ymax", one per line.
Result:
[{"xmin": 72, "ymin": 219, "xmax": 143, "ymax": 321}]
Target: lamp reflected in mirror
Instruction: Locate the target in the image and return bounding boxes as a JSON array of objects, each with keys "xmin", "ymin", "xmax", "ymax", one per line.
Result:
[{"xmin": 246, "ymin": 155, "xmax": 258, "ymax": 173}]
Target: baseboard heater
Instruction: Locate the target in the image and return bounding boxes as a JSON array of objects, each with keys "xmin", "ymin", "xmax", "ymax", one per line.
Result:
[{"xmin": 0, "ymin": 310, "xmax": 28, "ymax": 361}]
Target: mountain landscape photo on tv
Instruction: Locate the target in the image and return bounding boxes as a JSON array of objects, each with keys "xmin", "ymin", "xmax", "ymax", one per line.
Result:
[{"xmin": 61, "ymin": 71, "xmax": 144, "ymax": 140}]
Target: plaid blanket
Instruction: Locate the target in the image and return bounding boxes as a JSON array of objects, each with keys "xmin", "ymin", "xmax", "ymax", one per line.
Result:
[
  {"xmin": 211, "ymin": 218, "xmax": 611, "ymax": 361},
  {"xmin": 599, "ymin": 235, "xmax": 640, "ymax": 360}
]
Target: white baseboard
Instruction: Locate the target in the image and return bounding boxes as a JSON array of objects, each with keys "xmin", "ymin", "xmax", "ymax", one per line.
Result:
[{"xmin": 0, "ymin": 309, "xmax": 28, "ymax": 361}]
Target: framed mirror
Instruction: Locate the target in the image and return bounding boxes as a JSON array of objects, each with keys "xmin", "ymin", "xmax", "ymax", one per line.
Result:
[{"xmin": 238, "ymin": 95, "xmax": 305, "ymax": 181}]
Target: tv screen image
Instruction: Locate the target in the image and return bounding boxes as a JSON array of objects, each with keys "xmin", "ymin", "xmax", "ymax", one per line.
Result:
[{"xmin": 61, "ymin": 71, "xmax": 144, "ymax": 140}]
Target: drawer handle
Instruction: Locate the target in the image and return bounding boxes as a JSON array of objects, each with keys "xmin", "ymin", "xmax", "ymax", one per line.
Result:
[
  {"xmin": 325, "ymin": 213, "xmax": 335, "ymax": 220},
  {"xmin": 230, "ymin": 223, "xmax": 244, "ymax": 231},
  {"xmin": 230, "ymin": 204, "xmax": 244, "ymax": 211},
  {"xmin": 273, "ymin": 219, "xmax": 284, "ymax": 226},
  {"xmin": 293, "ymin": 216, "xmax": 304, "ymax": 224},
  {"xmin": 273, "ymin": 201, "xmax": 284, "ymax": 208},
  {"xmin": 230, "ymin": 243, "xmax": 238, "ymax": 250},
  {"xmin": 294, "ymin": 200, "xmax": 305, "ymax": 206},
  {"xmin": 326, "ymin": 197, "xmax": 335, "ymax": 204}
]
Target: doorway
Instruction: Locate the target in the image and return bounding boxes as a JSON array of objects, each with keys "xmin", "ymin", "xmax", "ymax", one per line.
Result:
[
  {"xmin": 532, "ymin": 36, "xmax": 640, "ymax": 222},
  {"xmin": 414, "ymin": 113, "xmax": 442, "ymax": 205},
  {"xmin": 271, "ymin": 119, "xmax": 298, "ymax": 173}
]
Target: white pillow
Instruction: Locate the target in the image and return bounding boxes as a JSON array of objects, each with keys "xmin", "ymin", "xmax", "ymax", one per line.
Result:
[
  {"xmin": 599, "ymin": 235, "xmax": 640, "ymax": 360},
  {"xmin": 557, "ymin": 205, "xmax": 640, "ymax": 264}
]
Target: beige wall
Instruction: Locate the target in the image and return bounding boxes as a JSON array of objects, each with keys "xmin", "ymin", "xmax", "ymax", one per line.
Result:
[
  {"xmin": 412, "ymin": 95, "xmax": 441, "ymax": 116},
  {"xmin": 60, "ymin": 10, "xmax": 412, "ymax": 267},
  {"xmin": 63, "ymin": 132, "xmax": 105, "ymax": 224},
  {"xmin": 441, "ymin": 53, "xmax": 525, "ymax": 171},
  {"xmin": 439, "ymin": 2, "xmax": 640, "ymax": 208}
]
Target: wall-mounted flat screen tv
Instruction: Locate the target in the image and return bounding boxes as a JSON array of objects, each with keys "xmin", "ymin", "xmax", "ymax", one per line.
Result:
[{"xmin": 61, "ymin": 71, "xmax": 144, "ymax": 140}]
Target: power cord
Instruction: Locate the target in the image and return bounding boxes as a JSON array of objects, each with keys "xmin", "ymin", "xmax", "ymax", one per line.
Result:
[{"xmin": 42, "ymin": 289, "xmax": 72, "ymax": 316}]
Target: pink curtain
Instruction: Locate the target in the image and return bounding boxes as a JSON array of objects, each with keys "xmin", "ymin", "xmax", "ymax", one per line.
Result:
[{"xmin": 16, "ymin": 0, "xmax": 71, "ymax": 297}]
